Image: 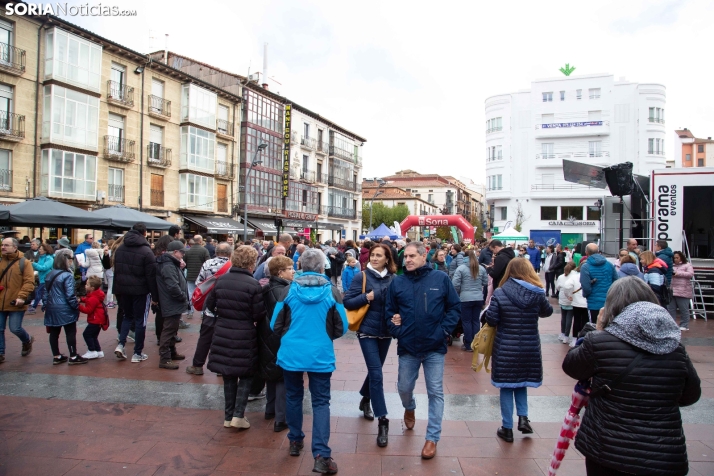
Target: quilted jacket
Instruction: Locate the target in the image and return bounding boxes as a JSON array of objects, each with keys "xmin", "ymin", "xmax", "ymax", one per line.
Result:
[
  {"xmin": 43, "ymin": 270, "xmax": 79, "ymax": 327},
  {"xmin": 343, "ymin": 266, "xmax": 394, "ymax": 337}
]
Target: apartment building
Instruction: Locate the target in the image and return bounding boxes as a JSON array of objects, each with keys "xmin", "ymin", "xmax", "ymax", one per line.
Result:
[
  {"xmin": 674, "ymin": 128, "xmax": 712, "ymax": 168},
  {"xmin": 485, "ymin": 73, "xmax": 667, "ymax": 242},
  {"xmin": 0, "ymin": 11, "xmax": 245, "ymax": 241}
]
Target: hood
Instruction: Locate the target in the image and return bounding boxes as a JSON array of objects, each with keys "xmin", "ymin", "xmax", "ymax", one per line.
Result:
[
  {"xmin": 85, "ymin": 248, "xmax": 99, "ymax": 257},
  {"xmin": 586, "ymin": 254, "xmax": 608, "ymax": 267},
  {"xmin": 156, "ymin": 253, "xmax": 179, "ymax": 265},
  {"xmin": 618, "ymin": 263, "xmax": 642, "ymax": 277},
  {"xmin": 606, "ymin": 301, "xmax": 680, "ymax": 354},
  {"xmin": 404, "ymin": 264, "xmax": 434, "ymax": 281},
  {"xmin": 291, "ymin": 272, "xmax": 333, "ymax": 304},
  {"xmin": 122, "ymin": 229, "xmax": 150, "ymax": 248},
  {"xmin": 647, "ymin": 257, "xmax": 668, "ymax": 270},
  {"xmin": 497, "ymin": 247, "xmax": 516, "ymax": 260},
  {"xmin": 500, "ymin": 278, "xmax": 545, "ymax": 310},
  {"xmin": 656, "ymin": 247, "xmax": 674, "ymax": 259}
]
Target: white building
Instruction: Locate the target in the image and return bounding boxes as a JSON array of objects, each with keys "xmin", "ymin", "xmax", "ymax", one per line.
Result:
[{"xmin": 485, "ymin": 73, "xmax": 667, "ymax": 245}]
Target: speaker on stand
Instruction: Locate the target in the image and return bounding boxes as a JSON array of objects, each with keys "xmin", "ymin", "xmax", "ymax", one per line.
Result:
[{"xmin": 602, "ymin": 162, "xmax": 634, "ymax": 250}]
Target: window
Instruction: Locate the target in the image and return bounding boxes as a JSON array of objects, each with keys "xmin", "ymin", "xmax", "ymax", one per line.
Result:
[
  {"xmin": 588, "ymin": 110, "xmax": 601, "ymax": 121},
  {"xmin": 40, "ymin": 149, "xmax": 97, "ymax": 200},
  {"xmin": 649, "ymin": 107, "xmax": 664, "ymax": 123},
  {"xmin": 685, "ymin": 154, "xmax": 691, "ymax": 161},
  {"xmin": 496, "ymin": 145, "xmax": 502, "ymax": 159},
  {"xmin": 217, "ymin": 105, "xmax": 230, "ymax": 134},
  {"xmin": 302, "ymin": 154, "xmax": 309, "ymax": 173},
  {"xmin": 560, "ymin": 91, "xmax": 565, "ymax": 101},
  {"xmin": 576, "ymin": 89, "xmax": 582, "ymax": 100},
  {"xmin": 588, "ymin": 140, "xmax": 602, "ymax": 157},
  {"xmin": 215, "ymin": 143, "xmax": 228, "ymax": 175},
  {"xmin": 541, "ymin": 143, "xmax": 554, "ymax": 159},
  {"xmin": 44, "ymin": 27, "xmax": 102, "ymax": 92},
  {"xmin": 542, "ymin": 113, "xmax": 554, "ymax": 124},
  {"xmin": 560, "ymin": 206, "xmax": 583, "ymax": 220},
  {"xmin": 150, "ymin": 174, "xmax": 164, "ymax": 207},
  {"xmin": 179, "ymin": 173, "xmax": 214, "ymax": 211},
  {"xmin": 486, "ymin": 117, "xmax": 502, "ymax": 132},
  {"xmin": 42, "ymin": 85, "xmax": 99, "ymax": 150},
  {"xmin": 542, "ymin": 92, "xmax": 553, "ymax": 102},
  {"xmin": 698, "ymin": 158, "xmax": 705, "ymax": 167},
  {"xmin": 428, "ymin": 194, "xmax": 433, "ymax": 204},
  {"xmin": 241, "ymin": 126, "xmax": 281, "ymax": 170},
  {"xmin": 107, "ymin": 113, "xmax": 124, "ymax": 155},
  {"xmin": 0, "ymin": 83, "xmax": 12, "ymax": 130},
  {"xmin": 589, "ymin": 88, "xmax": 601, "ymax": 99},
  {"xmin": 217, "ymin": 183, "xmax": 228, "ymax": 212},
  {"xmin": 541, "ymin": 206, "xmax": 557, "ymax": 220},
  {"xmin": 317, "ymin": 129, "xmax": 323, "ymax": 145},
  {"xmin": 698, "ymin": 145, "xmax": 704, "ymax": 153},
  {"xmin": 151, "ymin": 79, "xmax": 164, "ymax": 98},
  {"xmin": 181, "ymin": 83, "xmax": 217, "ymax": 129},
  {"xmin": 303, "ymin": 123, "xmax": 310, "ymax": 139},
  {"xmin": 107, "ymin": 167, "xmax": 123, "ymax": 202},
  {"xmin": 110, "ymin": 62, "xmax": 126, "ymax": 98},
  {"xmin": 487, "ymin": 174, "xmax": 503, "ymax": 191},
  {"xmin": 587, "ymin": 206, "xmax": 601, "ymax": 220},
  {"xmin": 180, "ymin": 126, "xmax": 215, "ymax": 173},
  {"xmin": 286, "ymin": 182, "xmax": 319, "ymax": 214},
  {"xmin": 242, "ymin": 89, "xmax": 283, "ymax": 133},
  {"xmin": 0, "ymin": 149, "xmax": 11, "ymax": 191},
  {"xmin": 148, "ymin": 124, "xmax": 163, "ymax": 161},
  {"xmin": 499, "ymin": 207, "xmax": 507, "ymax": 220},
  {"xmin": 245, "ymin": 170, "xmax": 281, "ymax": 210},
  {"xmin": 648, "ymin": 138, "xmax": 654, "ymax": 154}
]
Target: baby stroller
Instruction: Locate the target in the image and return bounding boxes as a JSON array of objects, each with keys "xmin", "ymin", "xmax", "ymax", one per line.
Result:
[{"xmin": 447, "ymin": 318, "xmax": 463, "ymax": 346}]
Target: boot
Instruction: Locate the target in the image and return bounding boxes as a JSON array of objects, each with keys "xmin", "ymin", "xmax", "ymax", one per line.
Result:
[
  {"xmin": 518, "ymin": 416, "xmax": 533, "ymax": 434},
  {"xmin": 377, "ymin": 417, "xmax": 389, "ymax": 447},
  {"xmin": 497, "ymin": 426, "xmax": 514, "ymax": 442},
  {"xmin": 359, "ymin": 396, "xmax": 374, "ymax": 421}
]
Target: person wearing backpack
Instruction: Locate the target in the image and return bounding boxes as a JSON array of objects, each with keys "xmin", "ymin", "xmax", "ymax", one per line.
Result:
[
  {"xmin": 79, "ymin": 276, "xmax": 107, "ymax": 359},
  {"xmin": 0, "ymin": 237, "xmax": 36, "ymax": 363}
]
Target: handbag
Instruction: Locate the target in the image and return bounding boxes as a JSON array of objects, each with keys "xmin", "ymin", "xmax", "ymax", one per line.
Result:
[
  {"xmin": 347, "ymin": 272, "xmax": 370, "ymax": 331},
  {"xmin": 471, "ymin": 322, "xmax": 496, "ymax": 373}
]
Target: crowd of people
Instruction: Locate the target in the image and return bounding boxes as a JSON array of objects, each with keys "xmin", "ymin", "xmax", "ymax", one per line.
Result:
[{"xmin": 0, "ymin": 226, "xmax": 703, "ymax": 475}]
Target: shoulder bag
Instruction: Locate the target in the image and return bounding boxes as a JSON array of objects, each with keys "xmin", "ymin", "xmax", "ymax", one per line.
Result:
[{"xmin": 347, "ymin": 272, "xmax": 369, "ymax": 332}]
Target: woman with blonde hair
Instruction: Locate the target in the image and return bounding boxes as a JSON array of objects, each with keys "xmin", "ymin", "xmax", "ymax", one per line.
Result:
[
  {"xmin": 640, "ymin": 250, "xmax": 668, "ymax": 306},
  {"xmin": 484, "ymin": 258, "xmax": 553, "ymax": 442}
]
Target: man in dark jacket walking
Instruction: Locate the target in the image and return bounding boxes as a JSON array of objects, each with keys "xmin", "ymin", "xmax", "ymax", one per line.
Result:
[
  {"xmin": 486, "ymin": 240, "xmax": 515, "ymax": 289},
  {"xmin": 113, "ymin": 223, "xmax": 159, "ymax": 363},
  {"xmin": 386, "ymin": 242, "xmax": 460, "ymax": 460},
  {"xmin": 185, "ymin": 235, "xmax": 210, "ymax": 316},
  {"xmin": 156, "ymin": 241, "xmax": 188, "ymax": 370}
]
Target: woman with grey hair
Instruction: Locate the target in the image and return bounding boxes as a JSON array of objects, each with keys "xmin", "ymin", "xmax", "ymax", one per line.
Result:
[
  {"xmin": 43, "ymin": 249, "xmax": 87, "ymax": 365},
  {"xmin": 562, "ymin": 277, "xmax": 700, "ymax": 476}
]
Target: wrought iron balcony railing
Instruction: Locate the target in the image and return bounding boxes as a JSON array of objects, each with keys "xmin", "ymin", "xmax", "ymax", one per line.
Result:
[
  {"xmin": 316, "ymin": 141, "xmax": 329, "ymax": 154},
  {"xmin": 322, "ymin": 205, "xmax": 357, "ymax": 219},
  {"xmin": 300, "ymin": 136, "xmax": 316, "ymax": 150},
  {"xmin": 107, "ymin": 80, "xmax": 134, "ymax": 108},
  {"xmin": 328, "ymin": 175, "xmax": 358, "ymax": 192},
  {"xmin": 215, "ymin": 161, "xmax": 235, "ymax": 180},
  {"xmin": 0, "ymin": 111, "xmax": 25, "ymax": 140},
  {"xmin": 299, "ymin": 170, "xmax": 316, "ymax": 183},
  {"xmin": 0, "ymin": 42, "xmax": 26, "ymax": 74},
  {"xmin": 107, "ymin": 184, "xmax": 124, "ymax": 203},
  {"xmin": 217, "ymin": 119, "xmax": 234, "ymax": 137},
  {"xmin": 148, "ymin": 95, "xmax": 171, "ymax": 118},
  {"xmin": 104, "ymin": 136, "xmax": 136, "ymax": 162},
  {"xmin": 329, "ymin": 145, "xmax": 353, "ymax": 162},
  {"xmin": 147, "ymin": 144, "xmax": 172, "ymax": 168}
]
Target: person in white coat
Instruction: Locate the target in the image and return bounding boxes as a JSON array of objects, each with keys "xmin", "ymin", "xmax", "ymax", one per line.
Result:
[
  {"xmin": 559, "ymin": 262, "xmax": 588, "ymax": 346},
  {"xmin": 83, "ymin": 243, "xmax": 104, "ymax": 280}
]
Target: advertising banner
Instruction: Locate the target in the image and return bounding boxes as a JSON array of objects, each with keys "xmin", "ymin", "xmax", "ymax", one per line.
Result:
[
  {"xmin": 561, "ymin": 233, "xmax": 583, "ymax": 249},
  {"xmin": 530, "ymin": 230, "xmax": 561, "ymax": 247}
]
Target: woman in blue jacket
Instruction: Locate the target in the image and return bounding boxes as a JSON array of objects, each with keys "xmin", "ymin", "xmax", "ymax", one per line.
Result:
[
  {"xmin": 28, "ymin": 243, "xmax": 54, "ymax": 314},
  {"xmin": 343, "ymin": 243, "xmax": 395, "ymax": 447},
  {"xmin": 451, "ymin": 250, "xmax": 488, "ymax": 351},
  {"xmin": 485, "ymin": 258, "xmax": 552, "ymax": 443}
]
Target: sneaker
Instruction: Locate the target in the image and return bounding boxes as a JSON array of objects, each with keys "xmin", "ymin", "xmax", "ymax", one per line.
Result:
[
  {"xmin": 53, "ymin": 355, "xmax": 68, "ymax": 365},
  {"xmin": 68, "ymin": 355, "xmax": 88, "ymax": 365},
  {"xmin": 127, "ymin": 331, "xmax": 135, "ymax": 343},
  {"xmin": 115, "ymin": 344, "xmax": 127, "ymax": 360},
  {"xmin": 82, "ymin": 350, "xmax": 99, "ymax": 359},
  {"xmin": 21, "ymin": 335, "xmax": 34, "ymax": 356},
  {"xmin": 106, "ymin": 302, "xmax": 115, "ymax": 309},
  {"xmin": 313, "ymin": 456, "xmax": 338, "ymax": 474},
  {"xmin": 131, "ymin": 353, "xmax": 148, "ymax": 363},
  {"xmin": 561, "ymin": 335, "xmax": 570, "ymax": 344},
  {"xmin": 178, "ymin": 320, "xmax": 190, "ymax": 329},
  {"xmin": 26, "ymin": 307, "xmax": 36, "ymax": 315},
  {"xmin": 96, "ymin": 351, "xmax": 104, "ymax": 359},
  {"xmin": 289, "ymin": 440, "xmax": 304, "ymax": 457},
  {"xmin": 248, "ymin": 391, "xmax": 266, "ymax": 401},
  {"xmin": 174, "ymin": 336, "xmax": 183, "ymax": 343},
  {"xmin": 569, "ymin": 337, "xmax": 577, "ymax": 348},
  {"xmin": 557, "ymin": 333, "xmax": 565, "ymax": 342},
  {"xmin": 159, "ymin": 360, "xmax": 179, "ymax": 370},
  {"xmin": 229, "ymin": 416, "xmax": 250, "ymax": 429},
  {"xmin": 679, "ymin": 327, "xmax": 689, "ymax": 331},
  {"xmin": 186, "ymin": 366, "xmax": 204, "ymax": 375}
]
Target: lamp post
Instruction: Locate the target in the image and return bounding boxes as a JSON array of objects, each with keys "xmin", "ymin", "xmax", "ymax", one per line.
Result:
[
  {"xmin": 243, "ymin": 143, "xmax": 268, "ymax": 243},
  {"xmin": 368, "ymin": 178, "xmax": 387, "ymax": 232}
]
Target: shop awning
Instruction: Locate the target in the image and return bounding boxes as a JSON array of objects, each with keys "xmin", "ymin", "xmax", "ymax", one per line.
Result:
[
  {"xmin": 248, "ymin": 219, "xmax": 278, "ymax": 234},
  {"xmin": 315, "ymin": 222, "xmax": 344, "ymax": 231},
  {"xmin": 92, "ymin": 205, "xmax": 173, "ymax": 230},
  {"xmin": 183, "ymin": 215, "xmax": 248, "ymax": 233}
]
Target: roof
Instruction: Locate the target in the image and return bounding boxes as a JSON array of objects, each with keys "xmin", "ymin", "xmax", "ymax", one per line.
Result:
[
  {"xmin": 694, "ymin": 138, "xmax": 714, "ymax": 144},
  {"xmin": 675, "ymin": 129, "xmax": 695, "ymax": 139},
  {"xmin": 361, "ymin": 186, "xmax": 440, "ymax": 207}
]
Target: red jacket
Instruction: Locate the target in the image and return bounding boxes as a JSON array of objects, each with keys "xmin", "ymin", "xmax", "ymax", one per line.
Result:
[{"xmin": 79, "ymin": 289, "xmax": 107, "ymax": 328}]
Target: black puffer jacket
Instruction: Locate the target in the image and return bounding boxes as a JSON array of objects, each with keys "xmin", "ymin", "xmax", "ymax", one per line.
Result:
[
  {"xmin": 343, "ymin": 267, "xmax": 394, "ymax": 337},
  {"xmin": 155, "ymin": 253, "xmax": 188, "ymax": 317},
  {"xmin": 485, "ymin": 278, "xmax": 552, "ymax": 387},
  {"xmin": 563, "ymin": 302, "xmax": 701, "ymax": 476},
  {"xmin": 258, "ymin": 276, "xmax": 290, "ymax": 381},
  {"xmin": 112, "ymin": 230, "xmax": 158, "ymax": 299},
  {"xmin": 487, "ymin": 247, "xmax": 515, "ymax": 289},
  {"xmin": 206, "ymin": 267, "xmax": 265, "ymax": 378}
]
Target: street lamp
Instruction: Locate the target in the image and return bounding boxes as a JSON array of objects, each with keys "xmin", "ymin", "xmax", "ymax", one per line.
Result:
[
  {"xmin": 368, "ymin": 178, "xmax": 387, "ymax": 232},
  {"xmin": 243, "ymin": 143, "xmax": 268, "ymax": 243}
]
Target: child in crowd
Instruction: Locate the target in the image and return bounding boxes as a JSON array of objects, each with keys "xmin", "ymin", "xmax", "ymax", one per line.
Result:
[
  {"xmin": 341, "ymin": 256, "xmax": 360, "ymax": 293},
  {"xmin": 79, "ymin": 276, "xmax": 108, "ymax": 359}
]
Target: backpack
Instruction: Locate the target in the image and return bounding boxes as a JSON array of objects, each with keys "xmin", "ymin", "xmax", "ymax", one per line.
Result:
[
  {"xmin": 99, "ymin": 300, "xmax": 110, "ymax": 331},
  {"xmin": 191, "ymin": 260, "xmax": 231, "ymax": 311},
  {"xmin": 0, "ymin": 257, "xmax": 35, "ymax": 303},
  {"xmin": 471, "ymin": 320, "xmax": 496, "ymax": 373}
]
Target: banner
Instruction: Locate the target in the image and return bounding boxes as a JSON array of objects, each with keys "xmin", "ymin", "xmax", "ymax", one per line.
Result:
[
  {"xmin": 561, "ymin": 233, "xmax": 582, "ymax": 249},
  {"xmin": 450, "ymin": 226, "xmax": 460, "ymax": 243},
  {"xmin": 530, "ymin": 230, "xmax": 561, "ymax": 247},
  {"xmin": 282, "ymin": 104, "xmax": 292, "ymax": 198}
]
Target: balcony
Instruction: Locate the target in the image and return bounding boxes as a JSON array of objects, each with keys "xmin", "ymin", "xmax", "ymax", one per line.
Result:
[
  {"xmin": 0, "ymin": 111, "xmax": 25, "ymax": 141},
  {"xmin": 535, "ymin": 121, "xmax": 610, "ymax": 139},
  {"xmin": 328, "ymin": 175, "xmax": 358, "ymax": 192},
  {"xmin": 486, "ymin": 126, "xmax": 503, "ymax": 134},
  {"xmin": 150, "ymin": 189, "xmax": 164, "ymax": 207},
  {"xmin": 329, "ymin": 145, "xmax": 354, "ymax": 162},
  {"xmin": 535, "ymin": 151, "xmax": 610, "ymax": 168},
  {"xmin": 316, "ymin": 141, "xmax": 329, "ymax": 155},
  {"xmin": 0, "ymin": 42, "xmax": 26, "ymax": 75},
  {"xmin": 300, "ymin": 136, "xmax": 316, "ymax": 150},
  {"xmin": 103, "ymin": 136, "xmax": 136, "ymax": 162},
  {"xmin": 648, "ymin": 117, "xmax": 665, "ymax": 125},
  {"xmin": 148, "ymin": 95, "xmax": 171, "ymax": 119},
  {"xmin": 217, "ymin": 119, "xmax": 234, "ymax": 138},
  {"xmin": 322, "ymin": 205, "xmax": 357, "ymax": 220},
  {"xmin": 531, "ymin": 184, "xmax": 601, "ymax": 191},
  {"xmin": 147, "ymin": 144, "xmax": 172, "ymax": 168},
  {"xmin": 0, "ymin": 169, "xmax": 12, "ymax": 191},
  {"xmin": 215, "ymin": 161, "xmax": 235, "ymax": 180},
  {"xmin": 107, "ymin": 184, "xmax": 124, "ymax": 203},
  {"xmin": 354, "ymin": 154, "xmax": 362, "ymax": 167},
  {"xmin": 317, "ymin": 173, "xmax": 328, "ymax": 184},
  {"xmin": 217, "ymin": 197, "xmax": 228, "ymax": 213},
  {"xmin": 299, "ymin": 170, "xmax": 316, "ymax": 183},
  {"xmin": 107, "ymin": 80, "xmax": 134, "ymax": 108},
  {"xmin": 486, "ymin": 154, "xmax": 504, "ymax": 163}
]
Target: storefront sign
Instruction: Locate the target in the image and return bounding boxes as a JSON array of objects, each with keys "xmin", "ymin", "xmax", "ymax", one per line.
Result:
[
  {"xmin": 282, "ymin": 104, "xmax": 292, "ymax": 198},
  {"xmin": 547, "ymin": 220, "xmax": 597, "ymax": 226},
  {"xmin": 542, "ymin": 121, "xmax": 603, "ymax": 129},
  {"xmin": 282, "ymin": 210, "xmax": 317, "ymax": 222}
]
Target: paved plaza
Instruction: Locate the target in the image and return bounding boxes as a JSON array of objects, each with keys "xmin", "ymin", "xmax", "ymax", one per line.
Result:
[{"xmin": 1, "ymin": 300, "xmax": 713, "ymax": 476}]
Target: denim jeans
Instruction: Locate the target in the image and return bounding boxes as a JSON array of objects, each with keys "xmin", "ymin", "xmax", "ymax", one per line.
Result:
[
  {"xmin": 358, "ymin": 337, "xmax": 391, "ymax": 418},
  {"xmin": 187, "ymin": 282, "xmax": 197, "ymax": 312},
  {"xmin": 31, "ymin": 283, "xmax": 45, "ymax": 308},
  {"xmin": 0, "ymin": 311, "xmax": 31, "ymax": 355},
  {"xmin": 118, "ymin": 294, "xmax": 150, "ymax": 355},
  {"xmin": 499, "ymin": 387, "xmax": 528, "ymax": 429},
  {"xmin": 284, "ymin": 370, "xmax": 332, "ymax": 458},
  {"xmin": 397, "ymin": 352, "xmax": 445, "ymax": 442},
  {"xmin": 222, "ymin": 376, "xmax": 252, "ymax": 421},
  {"xmin": 461, "ymin": 301, "xmax": 483, "ymax": 349},
  {"xmin": 560, "ymin": 308, "xmax": 574, "ymax": 337}
]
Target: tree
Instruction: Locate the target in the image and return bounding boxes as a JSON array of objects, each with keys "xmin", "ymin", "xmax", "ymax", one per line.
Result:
[
  {"xmin": 470, "ymin": 216, "xmax": 485, "ymax": 241},
  {"xmin": 435, "ymin": 226, "xmax": 452, "ymax": 242},
  {"xmin": 361, "ymin": 203, "xmax": 410, "ymax": 233},
  {"xmin": 514, "ymin": 201, "xmax": 530, "ymax": 232}
]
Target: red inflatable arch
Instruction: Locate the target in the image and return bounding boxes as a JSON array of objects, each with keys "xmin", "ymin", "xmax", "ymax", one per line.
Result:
[{"xmin": 400, "ymin": 215, "xmax": 474, "ymax": 243}]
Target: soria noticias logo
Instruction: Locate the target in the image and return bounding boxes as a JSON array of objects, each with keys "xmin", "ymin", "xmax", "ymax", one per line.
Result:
[{"xmin": 5, "ymin": 3, "xmax": 137, "ymax": 16}]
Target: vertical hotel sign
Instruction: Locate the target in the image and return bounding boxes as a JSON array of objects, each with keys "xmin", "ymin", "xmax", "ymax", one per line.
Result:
[{"xmin": 282, "ymin": 104, "xmax": 292, "ymax": 198}]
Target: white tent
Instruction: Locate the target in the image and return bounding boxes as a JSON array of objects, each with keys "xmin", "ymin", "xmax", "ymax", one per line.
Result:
[{"xmin": 492, "ymin": 227, "xmax": 529, "ymax": 242}]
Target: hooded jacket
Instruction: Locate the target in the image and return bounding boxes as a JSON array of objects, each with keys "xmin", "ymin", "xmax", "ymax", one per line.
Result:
[
  {"xmin": 42, "ymin": 269, "xmax": 79, "ymax": 326},
  {"xmin": 487, "ymin": 247, "xmax": 515, "ymax": 289},
  {"xmin": 643, "ymin": 258, "xmax": 668, "ymax": 300},
  {"xmin": 562, "ymin": 302, "xmax": 701, "ymax": 476},
  {"xmin": 385, "ymin": 264, "xmax": 461, "ymax": 357},
  {"xmin": 79, "ymin": 288, "xmax": 107, "ymax": 327},
  {"xmin": 656, "ymin": 246, "xmax": 675, "ymax": 284},
  {"xmin": 671, "ymin": 262, "xmax": 694, "ymax": 299},
  {"xmin": 478, "ymin": 247, "xmax": 493, "ymax": 267},
  {"xmin": 580, "ymin": 254, "xmax": 618, "ymax": 310},
  {"xmin": 258, "ymin": 276, "xmax": 290, "ymax": 381},
  {"xmin": 84, "ymin": 248, "xmax": 104, "ymax": 278},
  {"xmin": 359, "ymin": 245, "xmax": 371, "ymax": 270},
  {"xmin": 485, "ymin": 278, "xmax": 553, "ymax": 388},
  {"xmin": 270, "ymin": 272, "xmax": 347, "ymax": 373},
  {"xmin": 341, "ymin": 262, "xmax": 360, "ymax": 292},
  {"xmin": 0, "ymin": 251, "xmax": 36, "ymax": 311},
  {"xmin": 344, "ymin": 266, "xmax": 394, "ymax": 337},
  {"xmin": 448, "ymin": 251, "xmax": 465, "ymax": 278},
  {"xmin": 525, "ymin": 246, "xmax": 540, "ymax": 269},
  {"xmin": 112, "ymin": 230, "xmax": 158, "ymax": 299},
  {"xmin": 617, "ymin": 262, "xmax": 644, "ymax": 280},
  {"xmin": 155, "ymin": 253, "xmax": 189, "ymax": 317}
]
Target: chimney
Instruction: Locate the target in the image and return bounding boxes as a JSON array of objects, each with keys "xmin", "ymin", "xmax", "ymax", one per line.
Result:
[
  {"xmin": 164, "ymin": 34, "xmax": 169, "ymax": 64},
  {"xmin": 709, "ymin": 137, "xmax": 712, "ymax": 140},
  {"xmin": 262, "ymin": 42, "xmax": 269, "ymax": 90},
  {"xmin": 684, "ymin": 127, "xmax": 688, "ymax": 131}
]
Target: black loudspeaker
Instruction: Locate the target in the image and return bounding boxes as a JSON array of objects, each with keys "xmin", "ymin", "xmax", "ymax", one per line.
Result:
[{"xmin": 603, "ymin": 162, "xmax": 634, "ymax": 196}]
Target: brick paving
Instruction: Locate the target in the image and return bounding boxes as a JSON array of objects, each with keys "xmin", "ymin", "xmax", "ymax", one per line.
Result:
[{"xmin": 1, "ymin": 297, "xmax": 713, "ymax": 475}]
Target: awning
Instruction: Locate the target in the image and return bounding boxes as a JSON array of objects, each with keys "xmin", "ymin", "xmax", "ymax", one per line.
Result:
[
  {"xmin": 183, "ymin": 215, "xmax": 248, "ymax": 233},
  {"xmin": 92, "ymin": 205, "xmax": 173, "ymax": 230},
  {"xmin": 248, "ymin": 219, "xmax": 278, "ymax": 234},
  {"xmin": 315, "ymin": 222, "xmax": 344, "ymax": 231}
]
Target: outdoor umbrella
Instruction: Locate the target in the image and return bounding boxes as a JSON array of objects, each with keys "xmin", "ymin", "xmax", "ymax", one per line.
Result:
[
  {"xmin": 92, "ymin": 204, "xmax": 173, "ymax": 230},
  {"xmin": 5, "ymin": 196, "xmax": 112, "ymax": 228},
  {"xmin": 0, "ymin": 205, "xmax": 9, "ymax": 221},
  {"xmin": 366, "ymin": 223, "xmax": 399, "ymax": 240}
]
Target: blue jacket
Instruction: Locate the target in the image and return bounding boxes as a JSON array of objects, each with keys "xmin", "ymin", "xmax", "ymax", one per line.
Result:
[
  {"xmin": 385, "ymin": 265, "xmax": 461, "ymax": 357},
  {"xmin": 485, "ymin": 278, "xmax": 553, "ymax": 388},
  {"xmin": 617, "ymin": 263, "xmax": 644, "ymax": 280},
  {"xmin": 42, "ymin": 270, "xmax": 79, "ymax": 327},
  {"xmin": 270, "ymin": 272, "xmax": 348, "ymax": 373},
  {"xmin": 292, "ymin": 251, "xmax": 300, "ymax": 271},
  {"xmin": 75, "ymin": 241, "xmax": 92, "ymax": 268},
  {"xmin": 344, "ymin": 267, "xmax": 394, "ymax": 337},
  {"xmin": 452, "ymin": 262, "xmax": 488, "ymax": 302},
  {"xmin": 32, "ymin": 254, "xmax": 54, "ymax": 284},
  {"xmin": 448, "ymin": 252, "xmax": 465, "ymax": 278},
  {"xmin": 525, "ymin": 246, "xmax": 540, "ymax": 269},
  {"xmin": 580, "ymin": 254, "xmax": 618, "ymax": 310},
  {"xmin": 478, "ymin": 247, "xmax": 493, "ymax": 267},
  {"xmin": 341, "ymin": 264, "xmax": 360, "ymax": 293},
  {"xmin": 656, "ymin": 247, "xmax": 674, "ymax": 284}
]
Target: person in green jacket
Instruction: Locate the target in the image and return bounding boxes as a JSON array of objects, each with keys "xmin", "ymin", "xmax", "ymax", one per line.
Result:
[
  {"xmin": 572, "ymin": 243, "xmax": 583, "ymax": 268},
  {"xmin": 28, "ymin": 243, "xmax": 55, "ymax": 314}
]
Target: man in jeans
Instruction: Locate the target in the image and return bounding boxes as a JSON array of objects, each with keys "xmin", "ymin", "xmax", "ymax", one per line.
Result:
[
  {"xmin": 0, "ymin": 237, "xmax": 36, "ymax": 363},
  {"xmin": 271, "ymin": 249, "xmax": 348, "ymax": 474},
  {"xmin": 386, "ymin": 242, "xmax": 460, "ymax": 460},
  {"xmin": 155, "ymin": 241, "xmax": 188, "ymax": 370},
  {"xmin": 184, "ymin": 234, "xmax": 210, "ymax": 317}
]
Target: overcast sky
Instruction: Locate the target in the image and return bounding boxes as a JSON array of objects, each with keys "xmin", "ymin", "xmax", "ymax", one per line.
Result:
[{"xmin": 69, "ymin": 0, "xmax": 714, "ymax": 185}]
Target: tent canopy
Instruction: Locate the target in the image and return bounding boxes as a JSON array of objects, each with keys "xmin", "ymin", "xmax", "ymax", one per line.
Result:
[
  {"xmin": 366, "ymin": 223, "xmax": 399, "ymax": 240},
  {"xmin": 493, "ymin": 227, "xmax": 529, "ymax": 241},
  {"xmin": 0, "ymin": 205, "xmax": 9, "ymax": 221},
  {"xmin": 5, "ymin": 196, "xmax": 112, "ymax": 227},
  {"xmin": 92, "ymin": 205, "xmax": 173, "ymax": 231}
]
